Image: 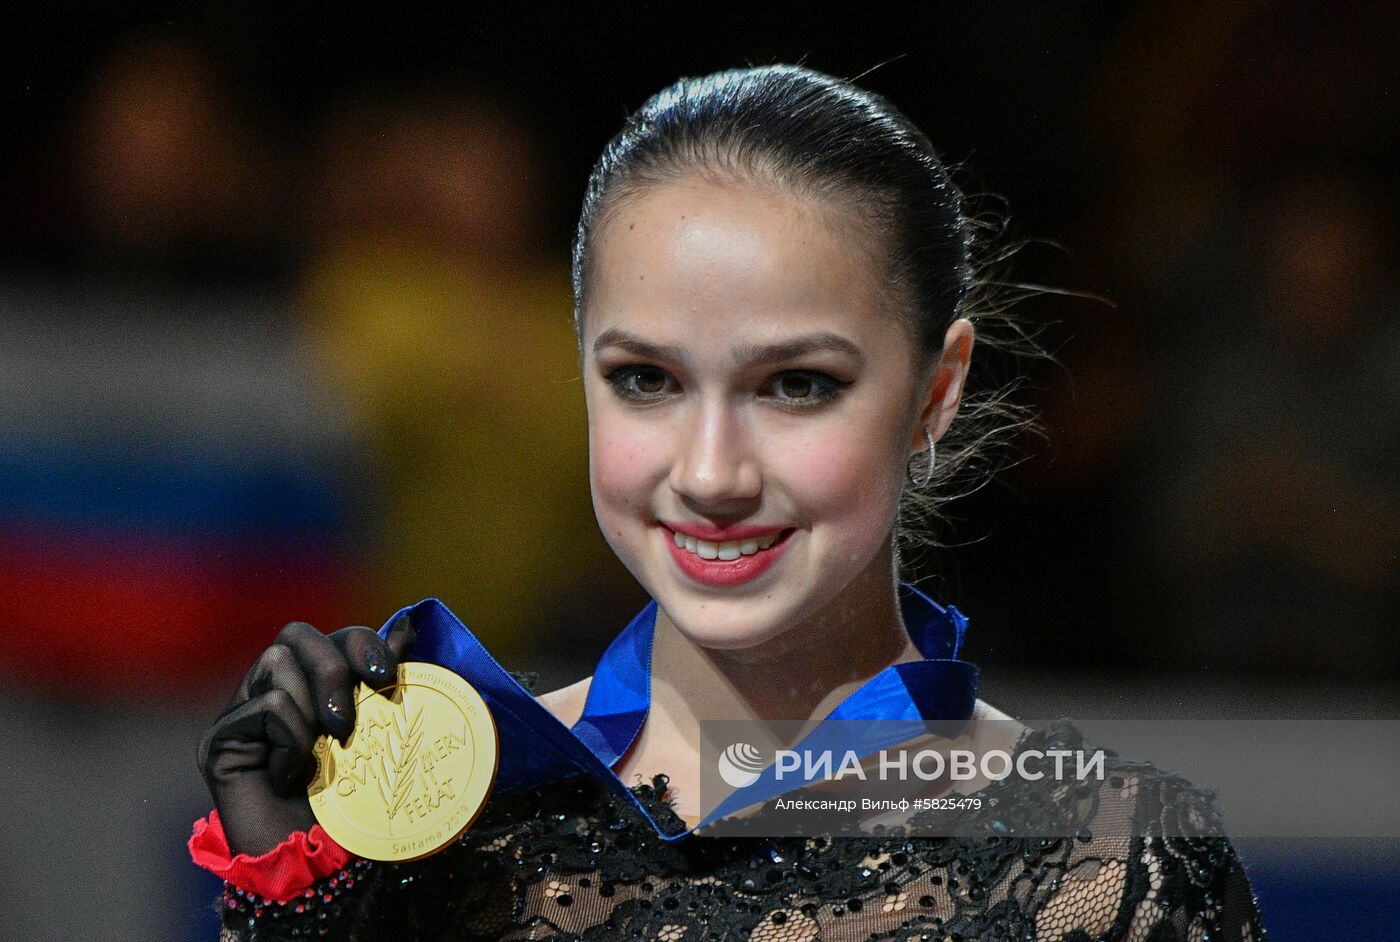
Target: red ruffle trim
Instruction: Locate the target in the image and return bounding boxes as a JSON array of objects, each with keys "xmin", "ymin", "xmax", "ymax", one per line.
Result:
[{"xmin": 188, "ymin": 810, "xmax": 355, "ymax": 904}]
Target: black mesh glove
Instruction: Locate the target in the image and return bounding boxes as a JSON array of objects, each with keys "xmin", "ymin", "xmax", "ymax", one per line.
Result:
[{"xmin": 196, "ymin": 614, "xmax": 417, "ymax": 856}]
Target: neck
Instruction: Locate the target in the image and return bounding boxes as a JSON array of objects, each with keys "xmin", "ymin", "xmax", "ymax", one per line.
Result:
[{"xmin": 646, "ymin": 548, "xmax": 924, "ymax": 748}]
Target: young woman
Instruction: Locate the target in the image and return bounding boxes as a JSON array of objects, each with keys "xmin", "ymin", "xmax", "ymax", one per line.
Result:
[{"xmin": 192, "ymin": 64, "xmax": 1268, "ymax": 940}]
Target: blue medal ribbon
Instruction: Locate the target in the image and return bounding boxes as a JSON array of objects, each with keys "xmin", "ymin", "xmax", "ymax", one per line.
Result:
[{"xmin": 378, "ymin": 582, "xmax": 978, "ymax": 842}]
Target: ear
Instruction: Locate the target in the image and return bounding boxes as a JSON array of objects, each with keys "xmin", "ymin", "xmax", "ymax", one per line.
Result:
[{"xmin": 909, "ymin": 318, "xmax": 975, "ymax": 452}]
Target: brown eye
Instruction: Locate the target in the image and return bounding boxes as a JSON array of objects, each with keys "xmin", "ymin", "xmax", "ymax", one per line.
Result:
[
  {"xmin": 777, "ymin": 374, "xmax": 813, "ymax": 399},
  {"xmin": 764, "ymin": 370, "xmax": 850, "ymax": 408},
  {"xmin": 605, "ymin": 365, "xmax": 674, "ymax": 401},
  {"xmin": 633, "ymin": 368, "xmax": 666, "ymax": 393}
]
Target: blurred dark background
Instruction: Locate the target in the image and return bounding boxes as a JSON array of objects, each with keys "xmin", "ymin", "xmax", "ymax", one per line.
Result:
[{"xmin": 0, "ymin": 2, "xmax": 1394, "ymax": 938}]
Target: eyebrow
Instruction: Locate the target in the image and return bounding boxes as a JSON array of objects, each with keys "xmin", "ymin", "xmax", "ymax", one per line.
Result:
[{"xmin": 592, "ymin": 327, "xmax": 865, "ymax": 368}]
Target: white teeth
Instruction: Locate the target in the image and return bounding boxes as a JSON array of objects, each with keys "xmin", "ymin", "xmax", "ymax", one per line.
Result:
[{"xmin": 671, "ymin": 529, "xmax": 785, "ymax": 559}]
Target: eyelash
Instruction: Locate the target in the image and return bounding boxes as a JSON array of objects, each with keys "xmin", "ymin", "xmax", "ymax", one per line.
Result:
[{"xmin": 604, "ymin": 366, "xmax": 851, "ymax": 408}]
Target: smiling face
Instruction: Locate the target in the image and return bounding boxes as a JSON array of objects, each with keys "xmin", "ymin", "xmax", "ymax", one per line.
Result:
[{"xmin": 581, "ymin": 176, "xmax": 966, "ymax": 651}]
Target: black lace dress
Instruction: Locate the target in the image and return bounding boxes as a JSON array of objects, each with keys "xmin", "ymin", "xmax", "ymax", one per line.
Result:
[{"xmin": 215, "ymin": 708, "xmax": 1268, "ymax": 942}]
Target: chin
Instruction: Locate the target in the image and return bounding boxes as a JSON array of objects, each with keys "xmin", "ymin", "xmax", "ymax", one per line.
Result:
[
  {"xmin": 664, "ymin": 601, "xmax": 788, "ymax": 651},
  {"xmin": 660, "ymin": 570, "xmax": 830, "ymax": 648}
]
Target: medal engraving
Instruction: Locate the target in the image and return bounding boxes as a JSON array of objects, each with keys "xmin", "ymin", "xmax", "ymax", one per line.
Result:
[{"xmin": 308, "ymin": 662, "xmax": 498, "ymax": 861}]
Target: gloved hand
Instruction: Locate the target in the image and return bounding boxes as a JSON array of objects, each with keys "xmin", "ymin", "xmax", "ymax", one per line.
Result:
[{"xmin": 196, "ymin": 614, "xmax": 417, "ymax": 856}]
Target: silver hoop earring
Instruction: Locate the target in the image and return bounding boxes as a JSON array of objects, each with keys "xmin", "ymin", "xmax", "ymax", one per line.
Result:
[{"xmin": 906, "ymin": 426, "xmax": 935, "ymax": 487}]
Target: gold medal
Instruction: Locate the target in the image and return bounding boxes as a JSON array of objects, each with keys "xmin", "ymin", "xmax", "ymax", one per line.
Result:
[{"xmin": 308, "ymin": 662, "xmax": 498, "ymax": 862}]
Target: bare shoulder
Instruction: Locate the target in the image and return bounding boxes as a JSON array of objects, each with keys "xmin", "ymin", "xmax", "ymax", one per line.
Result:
[
  {"xmin": 971, "ymin": 698, "xmax": 1026, "ymax": 753},
  {"xmin": 972, "ymin": 698, "xmax": 1018, "ymax": 724},
  {"xmin": 534, "ymin": 675, "xmax": 593, "ymax": 727}
]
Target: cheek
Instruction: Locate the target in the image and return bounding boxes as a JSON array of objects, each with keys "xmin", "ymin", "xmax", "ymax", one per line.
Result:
[
  {"xmin": 588, "ymin": 416, "xmax": 663, "ymax": 521},
  {"xmin": 782, "ymin": 433, "xmax": 902, "ymax": 538},
  {"xmin": 784, "ymin": 439, "xmax": 901, "ymax": 526}
]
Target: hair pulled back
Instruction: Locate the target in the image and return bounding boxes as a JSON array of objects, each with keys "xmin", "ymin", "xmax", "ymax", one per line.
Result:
[{"xmin": 571, "ymin": 63, "xmax": 1052, "ymax": 575}]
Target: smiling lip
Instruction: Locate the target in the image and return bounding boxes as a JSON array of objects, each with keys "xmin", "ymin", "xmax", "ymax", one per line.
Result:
[
  {"xmin": 662, "ymin": 524, "xmax": 796, "ymax": 587},
  {"xmin": 663, "ymin": 521, "xmax": 789, "ymax": 542}
]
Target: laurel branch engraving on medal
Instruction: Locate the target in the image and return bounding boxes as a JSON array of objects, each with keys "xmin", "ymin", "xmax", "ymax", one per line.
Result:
[
  {"xmin": 378, "ymin": 706, "xmax": 425, "ymax": 820},
  {"xmin": 318, "ymin": 692, "xmax": 469, "ymax": 825}
]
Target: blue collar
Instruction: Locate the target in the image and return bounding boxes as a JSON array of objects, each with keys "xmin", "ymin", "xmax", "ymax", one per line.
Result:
[{"xmin": 384, "ymin": 581, "xmax": 978, "ymax": 841}]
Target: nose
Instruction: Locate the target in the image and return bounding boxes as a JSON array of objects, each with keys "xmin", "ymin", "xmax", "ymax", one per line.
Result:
[{"xmin": 669, "ymin": 397, "xmax": 761, "ymax": 509}]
